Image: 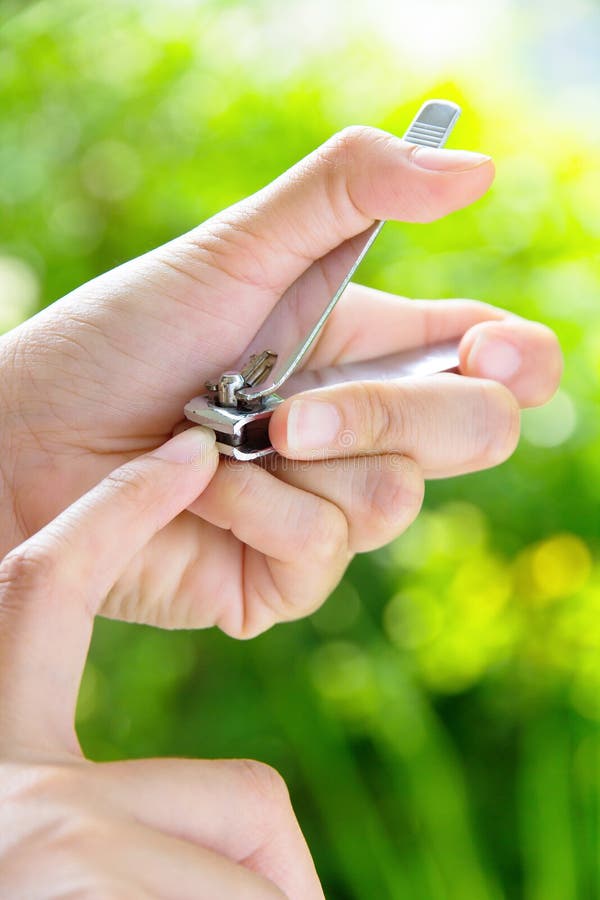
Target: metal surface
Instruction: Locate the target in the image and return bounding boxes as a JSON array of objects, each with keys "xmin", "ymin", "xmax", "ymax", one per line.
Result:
[
  {"xmin": 184, "ymin": 393, "xmax": 281, "ymax": 460},
  {"xmin": 237, "ymin": 221, "xmax": 384, "ymax": 403},
  {"xmin": 184, "ymin": 99, "xmax": 463, "ymax": 459},
  {"xmin": 280, "ymin": 340, "xmax": 460, "ymax": 398}
]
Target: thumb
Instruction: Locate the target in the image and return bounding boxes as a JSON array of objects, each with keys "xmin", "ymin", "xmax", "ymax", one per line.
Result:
[
  {"xmin": 27, "ymin": 122, "xmax": 494, "ymax": 446},
  {"xmin": 159, "ymin": 127, "xmax": 494, "ymax": 365},
  {"xmin": 0, "ymin": 427, "xmax": 218, "ymax": 756},
  {"xmin": 182, "ymin": 125, "xmax": 494, "ymax": 304},
  {"xmin": 148, "ymin": 126, "xmax": 494, "ymax": 398}
]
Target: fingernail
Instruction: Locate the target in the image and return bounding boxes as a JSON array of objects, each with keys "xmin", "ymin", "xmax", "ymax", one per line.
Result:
[
  {"xmin": 153, "ymin": 426, "xmax": 216, "ymax": 464},
  {"xmin": 469, "ymin": 335, "xmax": 522, "ymax": 381},
  {"xmin": 412, "ymin": 147, "xmax": 492, "ymax": 172},
  {"xmin": 287, "ymin": 400, "xmax": 341, "ymax": 452}
]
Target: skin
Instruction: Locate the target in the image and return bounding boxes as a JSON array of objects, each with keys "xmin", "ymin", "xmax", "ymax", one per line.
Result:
[
  {"xmin": 0, "ymin": 428, "xmax": 324, "ymax": 897},
  {"xmin": 0, "ymin": 127, "xmax": 562, "ymax": 893},
  {"xmin": 0, "ymin": 126, "xmax": 562, "ymax": 639}
]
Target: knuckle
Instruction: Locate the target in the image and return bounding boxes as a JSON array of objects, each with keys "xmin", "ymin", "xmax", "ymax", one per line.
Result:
[
  {"xmin": 0, "ymin": 543, "xmax": 60, "ymax": 606},
  {"xmin": 322, "ymin": 125, "xmax": 381, "ymax": 162},
  {"xmin": 0, "ymin": 767, "xmax": 129, "ymax": 899},
  {"xmin": 369, "ymin": 456, "xmax": 424, "ymax": 529},
  {"xmin": 102, "ymin": 462, "xmax": 157, "ymax": 511},
  {"xmin": 0, "ymin": 762, "xmax": 70, "ymax": 809},
  {"xmin": 304, "ymin": 501, "xmax": 348, "ymax": 563},
  {"xmin": 30, "ymin": 763, "xmax": 80, "ymax": 799},
  {"xmin": 53, "ymin": 809, "xmax": 113, "ymax": 854},
  {"xmin": 188, "ymin": 213, "xmax": 281, "ymax": 292},
  {"xmin": 434, "ymin": 297, "xmax": 496, "ymax": 330},
  {"xmin": 316, "ymin": 126, "xmax": 388, "ymax": 228},
  {"xmin": 10, "ymin": 763, "xmax": 107, "ymax": 841},
  {"xmin": 235, "ymin": 759, "xmax": 291, "ymax": 814},
  {"xmin": 350, "ymin": 457, "xmax": 424, "ymax": 552},
  {"xmin": 225, "ymin": 462, "xmax": 260, "ymax": 510},
  {"xmin": 357, "ymin": 383, "xmax": 399, "ymax": 450}
]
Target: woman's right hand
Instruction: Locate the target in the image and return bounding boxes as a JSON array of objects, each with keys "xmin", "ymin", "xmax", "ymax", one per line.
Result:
[{"xmin": 0, "ymin": 427, "xmax": 323, "ymax": 899}]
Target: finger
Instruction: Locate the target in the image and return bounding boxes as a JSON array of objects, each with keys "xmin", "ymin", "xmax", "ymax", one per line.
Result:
[
  {"xmin": 96, "ymin": 757, "xmax": 323, "ymax": 900},
  {"xmin": 125, "ymin": 826, "xmax": 288, "ymax": 900},
  {"xmin": 0, "ymin": 427, "xmax": 218, "ymax": 753},
  {"xmin": 142, "ymin": 127, "xmax": 494, "ymax": 381},
  {"xmin": 306, "ymin": 287, "xmax": 562, "ymax": 408},
  {"xmin": 307, "ymin": 288, "xmax": 505, "ymax": 368},
  {"xmin": 265, "ymin": 454, "xmax": 425, "ymax": 553},
  {"xmin": 0, "ymin": 815, "xmax": 286, "ymax": 900},
  {"xmin": 187, "ymin": 461, "xmax": 349, "ymax": 637},
  {"xmin": 269, "ymin": 374, "xmax": 520, "ymax": 477},
  {"xmin": 459, "ymin": 317, "xmax": 563, "ymax": 408},
  {"xmin": 180, "ymin": 127, "xmax": 493, "ymax": 300}
]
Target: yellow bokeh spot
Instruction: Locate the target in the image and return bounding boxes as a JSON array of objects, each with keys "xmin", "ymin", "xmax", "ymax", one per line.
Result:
[
  {"xmin": 449, "ymin": 554, "xmax": 512, "ymax": 618},
  {"xmin": 522, "ymin": 533, "xmax": 593, "ymax": 603}
]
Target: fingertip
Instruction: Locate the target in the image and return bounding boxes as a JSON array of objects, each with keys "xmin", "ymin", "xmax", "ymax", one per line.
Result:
[
  {"xmin": 152, "ymin": 425, "xmax": 218, "ymax": 471},
  {"xmin": 325, "ymin": 127, "xmax": 496, "ymax": 224},
  {"xmin": 269, "ymin": 398, "xmax": 342, "ymax": 458},
  {"xmin": 401, "ymin": 153, "xmax": 495, "ymax": 224},
  {"xmin": 415, "ymin": 155, "xmax": 495, "ymax": 222},
  {"xmin": 461, "ymin": 324, "xmax": 523, "ymax": 380},
  {"xmin": 460, "ymin": 319, "xmax": 563, "ymax": 408}
]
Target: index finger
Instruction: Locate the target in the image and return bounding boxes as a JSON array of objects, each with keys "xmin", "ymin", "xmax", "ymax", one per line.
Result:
[{"xmin": 0, "ymin": 427, "xmax": 218, "ymax": 755}]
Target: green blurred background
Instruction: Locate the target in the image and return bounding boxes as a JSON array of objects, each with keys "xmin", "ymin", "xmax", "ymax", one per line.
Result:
[{"xmin": 1, "ymin": 0, "xmax": 599, "ymax": 897}]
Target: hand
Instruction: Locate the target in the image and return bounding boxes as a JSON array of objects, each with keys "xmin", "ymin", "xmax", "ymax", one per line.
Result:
[
  {"xmin": 0, "ymin": 127, "xmax": 562, "ymax": 636},
  {"xmin": 0, "ymin": 428, "xmax": 323, "ymax": 899}
]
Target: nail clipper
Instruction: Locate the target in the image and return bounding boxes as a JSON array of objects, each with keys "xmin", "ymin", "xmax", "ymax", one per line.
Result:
[{"xmin": 184, "ymin": 100, "xmax": 462, "ymax": 460}]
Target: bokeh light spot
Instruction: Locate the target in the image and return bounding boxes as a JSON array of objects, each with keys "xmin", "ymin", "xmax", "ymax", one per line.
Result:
[
  {"xmin": 518, "ymin": 533, "xmax": 592, "ymax": 603},
  {"xmin": 310, "ymin": 641, "xmax": 379, "ymax": 720},
  {"xmin": 384, "ymin": 589, "xmax": 443, "ymax": 650},
  {"xmin": 449, "ymin": 554, "xmax": 511, "ymax": 617},
  {"xmin": 521, "ymin": 389, "xmax": 577, "ymax": 448}
]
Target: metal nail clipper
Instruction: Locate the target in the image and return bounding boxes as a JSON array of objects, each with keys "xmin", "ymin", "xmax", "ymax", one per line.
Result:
[{"xmin": 185, "ymin": 100, "xmax": 462, "ymax": 460}]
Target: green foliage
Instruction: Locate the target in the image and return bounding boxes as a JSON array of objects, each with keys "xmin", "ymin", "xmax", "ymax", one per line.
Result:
[{"xmin": 1, "ymin": 2, "xmax": 598, "ymax": 897}]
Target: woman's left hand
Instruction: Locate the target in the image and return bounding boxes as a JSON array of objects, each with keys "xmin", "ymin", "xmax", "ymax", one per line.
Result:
[{"xmin": 0, "ymin": 127, "xmax": 562, "ymax": 637}]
